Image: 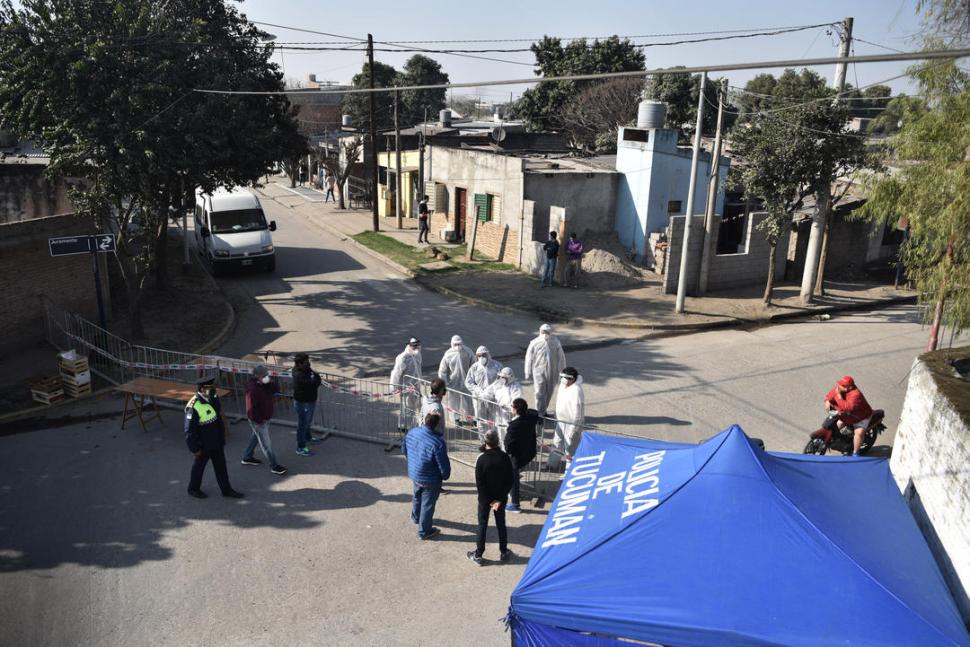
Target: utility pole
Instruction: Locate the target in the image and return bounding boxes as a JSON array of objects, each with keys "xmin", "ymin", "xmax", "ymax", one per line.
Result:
[
  {"xmin": 394, "ymin": 89, "xmax": 403, "ymax": 229},
  {"xmin": 367, "ymin": 34, "xmax": 379, "ymax": 232},
  {"xmin": 800, "ymin": 16, "xmax": 853, "ymax": 304},
  {"xmin": 181, "ymin": 176, "xmax": 190, "ymax": 274},
  {"xmin": 698, "ymin": 78, "xmax": 727, "ymax": 295},
  {"xmin": 675, "ymin": 71, "xmax": 707, "ymax": 314}
]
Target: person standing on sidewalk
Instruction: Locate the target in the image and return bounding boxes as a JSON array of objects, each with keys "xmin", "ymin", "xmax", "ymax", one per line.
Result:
[
  {"xmin": 539, "ymin": 231, "xmax": 559, "ymax": 288},
  {"xmin": 524, "ymin": 323, "xmax": 566, "ymax": 417},
  {"xmin": 292, "ymin": 353, "xmax": 323, "ymax": 457},
  {"xmin": 185, "ymin": 375, "xmax": 243, "ymax": 499},
  {"xmin": 467, "ymin": 430, "xmax": 514, "ymax": 565},
  {"xmin": 564, "ymin": 232, "xmax": 584, "ymax": 288},
  {"xmin": 325, "ymin": 173, "xmax": 336, "ymax": 203},
  {"xmin": 548, "ymin": 367, "xmax": 585, "ymax": 472},
  {"xmin": 241, "ymin": 366, "xmax": 287, "ymax": 474},
  {"xmin": 503, "ymin": 398, "xmax": 538, "ymax": 513},
  {"xmin": 403, "ymin": 412, "xmax": 451, "ymax": 540},
  {"xmin": 417, "ymin": 195, "xmax": 430, "ymax": 243}
]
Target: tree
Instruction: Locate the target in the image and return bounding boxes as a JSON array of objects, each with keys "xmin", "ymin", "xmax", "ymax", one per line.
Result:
[
  {"xmin": 560, "ymin": 77, "xmax": 642, "ymax": 153},
  {"xmin": 342, "ymin": 60, "xmax": 397, "ymax": 133},
  {"xmin": 645, "ymin": 69, "xmax": 736, "ymax": 138},
  {"xmin": 0, "ymin": 0, "xmax": 303, "ymax": 339},
  {"xmin": 738, "ymin": 73, "xmax": 777, "ymax": 114},
  {"xmin": 773, "ymin": 68, "xmax": 831, "ymax": 101},
  {"xmin": 397, "ymin": 55, "xmax": 449, "ymax": 127},
  {"xmin": 319, "ymin": 136, "xmax": 363, "ymax": 210},
  {"xmin": 515, "ymin": 36, "xmax": 645, "ymax": 132},
  {"xmin": 868, "ymin": 95, "xmax": 929, "ymax": 135}
]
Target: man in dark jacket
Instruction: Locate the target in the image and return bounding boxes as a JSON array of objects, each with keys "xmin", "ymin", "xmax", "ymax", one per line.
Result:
[
  {"xmin": 503, "ymin": 398, "xmax": 539, "ymax": 513},
  {"xmin": 402, "ymin": 412, "xmax": 451, "ymax": 540},
  {"xmin": 241, "ymin": 365, "xmax": 286, "ymax": 475},
  {"xmin": 185, "ymin": 375, "xmax": 243, "ymax": 499},
  {"xmin": 467, "ymin": 431, "xmax": 514, "ymax": 564},
  {"xmin": 292, "ymin": 353, "xmax": 323, "ymax": 456}
]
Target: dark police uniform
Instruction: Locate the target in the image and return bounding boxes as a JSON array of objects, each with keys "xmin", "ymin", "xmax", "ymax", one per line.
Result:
[{"xmin": 185, "ymin": 381, "xmax": 242, "ymax": 498}]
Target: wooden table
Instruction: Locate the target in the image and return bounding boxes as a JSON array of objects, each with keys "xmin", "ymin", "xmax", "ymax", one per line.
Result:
[{"xmin": 116, "ymin": 377, "xmax": 231, "ymax": 432}]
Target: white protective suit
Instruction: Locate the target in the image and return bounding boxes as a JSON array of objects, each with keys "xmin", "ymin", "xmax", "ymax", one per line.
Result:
[
  {"xmin": 390, "ymin": 346, "xmax": 422, "ymax": 430},
  {"xmin": 438, "ymin": 336, "xmax": 474, "ymax": 424},
  {"xmin": 485, "ymin": 367, "xmax": 524, "ymax": 434},
  {"xmin": 465, "ymin": 346, "xmax": 501, "ymax": 432},
  {"xmin": 549, "ymin": 375, "xmax": 584, "ymax": 470},
  {"xmin": 524, "ymin": 327, "xmax": 566, "ymax": 415}
]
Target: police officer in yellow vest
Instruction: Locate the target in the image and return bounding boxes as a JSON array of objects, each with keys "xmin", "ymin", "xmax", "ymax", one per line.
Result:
[{"xmin": 185, "ymin": 374, "xmax": 243, "ymax": 499}]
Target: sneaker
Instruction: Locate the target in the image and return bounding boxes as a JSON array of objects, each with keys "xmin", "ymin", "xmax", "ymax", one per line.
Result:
[
  {"xmin": 295, "ymin": 447, "xmax": 313, "ymax": 457},
  {"xmin": 271, "ymin": 464, "xmax": 288, "ymax": 475},
  {"xmin": 420, "ymin": 527, "xmax": 441, "ymax": 540},
  {"xmin": 506, "ymin": 504, "xmax": 522, "ymax": 513},
  {"xmin": 222, "ymin": 489, "xmax": 245, "ymax": 499},
  {"xmin": 466, "ymin": 550, "xmax": 483, "ymax": 565},
  {"xmin": 500, "ymin": 549, "xmax": 513, "ymax": 562},
  {"xmin": 187, "ymin": 489, "xmax": 207, "ymax": 499},
  {"xmin": 240, "ymin": 457, "xmax": 261, "ymax": 466}
]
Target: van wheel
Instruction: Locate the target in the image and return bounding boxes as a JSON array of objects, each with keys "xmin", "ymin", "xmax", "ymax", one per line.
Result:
[{"xmin": 264, "ymin": 257, "xmax": 275, "ymax": 272}]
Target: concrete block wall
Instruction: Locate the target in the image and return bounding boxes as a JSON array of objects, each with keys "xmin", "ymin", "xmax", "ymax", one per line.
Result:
[
  {"xmin": 0, "ymin": 168, "xmax": 74, "ymax": 224},
  {"xmin": 0, "ymin": 213, "xmax": 107, "ymax": 355},
  {"xmin": 891, "ymin": 352, "xmax": 970, "ymax": 625},
  {"xmin": 664, "ymin": 212, "xmax": 789, "ymax": 295}
]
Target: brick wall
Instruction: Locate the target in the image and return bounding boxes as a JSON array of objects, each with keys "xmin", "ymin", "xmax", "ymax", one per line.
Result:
[
  {"xmin": 0, "ymin": 213, "xmax": 108, "ymax": 354},
  {"xmin": 428, "ymin": 210, "xmax": 520, "ymax": 263},
  {"xmin": 891, "ymin": 351, "xmax": 970, "ymax": 625}
]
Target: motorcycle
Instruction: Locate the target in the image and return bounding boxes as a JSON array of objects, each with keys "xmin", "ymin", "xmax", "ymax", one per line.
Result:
[{"xmin": 803, "ymin": 409, "xmax": 886, "ymax": 456}]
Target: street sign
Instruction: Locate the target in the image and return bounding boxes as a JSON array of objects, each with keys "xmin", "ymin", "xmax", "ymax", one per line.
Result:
[{"xmin": 48, "ymin": 234, "xmax": 116, "ymax": 257}]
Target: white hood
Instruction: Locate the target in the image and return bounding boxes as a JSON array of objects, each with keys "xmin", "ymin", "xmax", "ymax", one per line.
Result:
[{"xmin": 211, "ymin": 229, "xmax": 271, "ymax": 254}]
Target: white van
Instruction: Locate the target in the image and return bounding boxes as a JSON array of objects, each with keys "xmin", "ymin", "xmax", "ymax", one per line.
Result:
[{"xmin": 194, "ymin": 187, "xmax": 276, "ymax": 275}]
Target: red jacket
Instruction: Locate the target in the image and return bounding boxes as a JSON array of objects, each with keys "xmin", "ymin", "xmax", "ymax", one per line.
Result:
[
  {"xmin": 825, "ymin": 386, "xmax": 873, "ymax": 425},
  {"xmin": 246, "ymin": 379, "xmax": 278, "ymax": 424}
]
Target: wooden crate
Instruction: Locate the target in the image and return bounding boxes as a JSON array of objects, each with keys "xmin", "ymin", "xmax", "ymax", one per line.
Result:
[
  {"xmin": 59, "ymin": 354, "xmax": 90, "ymax": 376},
  {"xmin": 30, "ymin": 376, "xmax": 65, "ymax": 405},
  {"xmin": 63, "ymin": 380, "xmax": 92, "ymax": 398}
]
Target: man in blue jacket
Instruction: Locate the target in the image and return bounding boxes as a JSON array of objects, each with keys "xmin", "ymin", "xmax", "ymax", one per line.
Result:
[{"xmin": 402, "ymin": 412, "xmax": 451, "ymax": 540}]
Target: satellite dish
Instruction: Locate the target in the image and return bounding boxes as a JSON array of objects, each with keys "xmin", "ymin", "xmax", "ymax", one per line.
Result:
[{"xmin": 491, "ymin": 126, "xmax": 507, "ymax": 143}]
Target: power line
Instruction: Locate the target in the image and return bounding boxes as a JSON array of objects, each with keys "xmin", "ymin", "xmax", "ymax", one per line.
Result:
[{"xmin": 193, "ymin": 48, "xmax": 970, "ymax": 97}]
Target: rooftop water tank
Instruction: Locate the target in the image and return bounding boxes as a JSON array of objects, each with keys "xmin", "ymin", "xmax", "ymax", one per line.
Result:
[
  {"xmin": 341, "ymin": 114, "xmax": 352, "ymax": 127},
  {"xmin": 637, "ymin": 100, "xmax": 666, "ymax": 129},
  {"xmin": 439, "ymin": 109, "xmax": 452, "ymax": 127}
]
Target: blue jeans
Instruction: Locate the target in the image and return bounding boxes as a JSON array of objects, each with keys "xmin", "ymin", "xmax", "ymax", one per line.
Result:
[
  {"xmin": 294, "ymin": 401, "xmax": 316, "ymax": 450},
  {"xmin": 411, "ymin": 481, "xmax": 442, "ymax": 538},
  {"xmin": 243, "ymin": 420, "xmax": 278, "ymax": 467},
  {"xmin": 509, "ymin": 456, "xmax": 522, "ymax": 506},
  {"xmin": 541, "ymin": 257, "xmax": 557, "ymax": 286}
]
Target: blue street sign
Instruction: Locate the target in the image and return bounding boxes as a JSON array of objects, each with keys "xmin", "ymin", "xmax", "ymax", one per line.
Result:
[{"xmin": 48, "ymin": 234, "xmax": 116, "ymax": 257}]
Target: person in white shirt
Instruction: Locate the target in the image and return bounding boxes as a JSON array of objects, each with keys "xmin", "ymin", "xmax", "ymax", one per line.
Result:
[
  {"xmin": 524, "ymin": 323, "xmax": 566, "ymax": 416},
  {"xmin": 548, "ymin": 366, "xmax": 584, "ymax": 471},
  {"xmin": 465, "ymin": 346, "xmax": 501, "ymax": 432},
  {"xmin": 438, "ymin": 335, "xmax": 474, "ymax": 425}
]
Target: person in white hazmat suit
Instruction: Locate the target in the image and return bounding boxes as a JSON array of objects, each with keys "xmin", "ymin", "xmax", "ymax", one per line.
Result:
[
  {"xmin": 524, "ymin": 323, "xmax": 566, "ymax": 417},
  {"xmin": 438, "ymin": 335, "xmax": 474, "ymax": 425},
  {"xmin": 390, "ymin": 337, "xmax": 422, "ymax": 431},
  {"xmin": 548, "ymin": 366, "xmax": 584, "ymax": 471},
  {"xmin": 485, "ymin": 366, "xmax": 523, "ymax": 435},
  {"xmin": 465, "ymin": 346, "xmax": 501, "ymax": 432}
]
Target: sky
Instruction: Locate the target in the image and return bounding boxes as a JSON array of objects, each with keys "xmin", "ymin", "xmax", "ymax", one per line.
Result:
[{"xmin": 232, "ymin": 0, "xmax": 928, "ymax": 103}]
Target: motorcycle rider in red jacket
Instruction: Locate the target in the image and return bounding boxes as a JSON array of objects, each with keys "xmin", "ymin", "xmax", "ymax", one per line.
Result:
[{"xmin": 824, "ymin": 375, "xmax": 874, "ymax": 456}]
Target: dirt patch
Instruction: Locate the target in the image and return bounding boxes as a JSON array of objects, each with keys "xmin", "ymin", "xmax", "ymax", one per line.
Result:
[{"xmin": 580, "ymin": 233, "xmax": 654, "ymax": 289}]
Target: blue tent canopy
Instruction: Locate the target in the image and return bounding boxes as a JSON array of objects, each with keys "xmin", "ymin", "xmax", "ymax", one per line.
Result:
[{"xmin": 510, "ymin": 426, "xmax": 969, "ymax": 646}]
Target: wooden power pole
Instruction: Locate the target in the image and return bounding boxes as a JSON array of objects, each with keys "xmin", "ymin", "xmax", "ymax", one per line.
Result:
[{"xmin": 367, "ymin": 34, "xmax": 379, "ymax": 232}]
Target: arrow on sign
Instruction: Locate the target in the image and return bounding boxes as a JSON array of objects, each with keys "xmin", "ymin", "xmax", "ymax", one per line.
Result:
[{"xmin": 98, "ymin": 235, "xmax": 112, "ymax": 251}]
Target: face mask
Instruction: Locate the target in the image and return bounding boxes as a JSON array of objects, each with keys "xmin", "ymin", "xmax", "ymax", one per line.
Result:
[
  {"xmin": 500, "ymin": 376, "xmax": 508, "ymax": 384},
  {"xmin": 261, "ymin": 375, "xmax": 271, "ymax": 384},
  {"xmin": 478, "ymin": 357, "xmax": 487, "ymax": 366},
  {"xmin": 408, "ymin": 346, "xmax": 419, "ymax": 355},
  {"xmin": 560, "ymin": 377, "xmax": 570, "ymax": 386}
]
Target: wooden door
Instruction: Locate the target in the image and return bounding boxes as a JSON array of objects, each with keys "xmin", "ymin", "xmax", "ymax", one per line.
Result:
[{"xmin": 455, "ymin": 188, "xmax": 467, "ymax": 240}]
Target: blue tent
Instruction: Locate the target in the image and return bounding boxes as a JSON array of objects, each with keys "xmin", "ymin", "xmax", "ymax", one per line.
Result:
[{"xmin": 509, "ymin": 426, "xmax": 970, "ymax": 646}]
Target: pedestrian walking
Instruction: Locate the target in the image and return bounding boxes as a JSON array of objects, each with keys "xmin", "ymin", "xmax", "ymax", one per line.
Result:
[
  {"xmin": 564, "ymin": 232, "xmax": 584, "ymax": 288},
  {"xmin": 241, "ymin": 366, "xmax": 287, "ymax": 474},
  {"xmin": 391, "ymin": 337, "xmax": 423, "ymax": 432},
  {"xmin": 465, "ymin": 345, "xmax": 501, "ymax": 433},
  {"xmin": 486, "ymin": 366, "xmax": 523, "ymax": 433},
  {"xmin": 325, "ymin": 173, "xmax": 336, "ymax": 203},
  {"xmin": 292, "ymin": 353, "xmax": 323, "ymax": 457},
  {"xmin": 467, "ymin": 431, "xmax": 514, "ymax": 565},
  {"xmin": 503, "ymin": 398, "xmax": 539, "ymax": 513},
  {"xmin": 438, "ymin": 334, "xmax": 473, "ymax": 425},
  {"xmin": 524, "ymin": 323, "xmax": 566, "ymax": 417},
  {"xmin": 539, "ymin": 231, "xmax": 560, "ymax": 288},
  {"xmin": 184, "ymin": 375, "xmax": 243, "ymax": 499},
  {"xmin": 417, "ymin": 194, "xmax": 430, "ymax": 243},
  {"xmin": 548, "ymin": 367, "xmax": 585, "ymax": 471},
  {"xmin": 298, "ymin": 165, "xmax": 307, "ymax": 187},
  {"xmin": 402, "ymin": 412, "xmax": 451, "ymax": 540}
]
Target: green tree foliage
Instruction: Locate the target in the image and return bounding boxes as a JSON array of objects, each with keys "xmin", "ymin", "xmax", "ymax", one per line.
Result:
[
  {"xmin": 0, "ymin": 0, "xmax": 303, "ymax": 338},
  {"xmin": 868, "ymin": 95, "xmax": 929, "ymax": 135},
  {"xmin": 515, "ymin": 36, "xmax": 645, "ymax": 132},
  {"xmin": 731, "ymin": 100, "xmax": 866, "ymax": 305},
  {"xmin": 737, "ymin": 73, "xmax": 777, "ymax": 113},
  {"xmin": 342, "ymin": 60, "xmax": 398, "ymax": 133},
  {"xmin": 645, "ymin": 69, "xmax": 737, "ymax": 137},
  {"xmin": 397, "ymin": 55, "xmax": 449, "ymax": 126}
]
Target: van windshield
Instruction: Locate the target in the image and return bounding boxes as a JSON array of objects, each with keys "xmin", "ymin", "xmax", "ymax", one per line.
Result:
[{"xmin": 210, "ymin": 208, "xmax": 267, "ymax": 234}]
